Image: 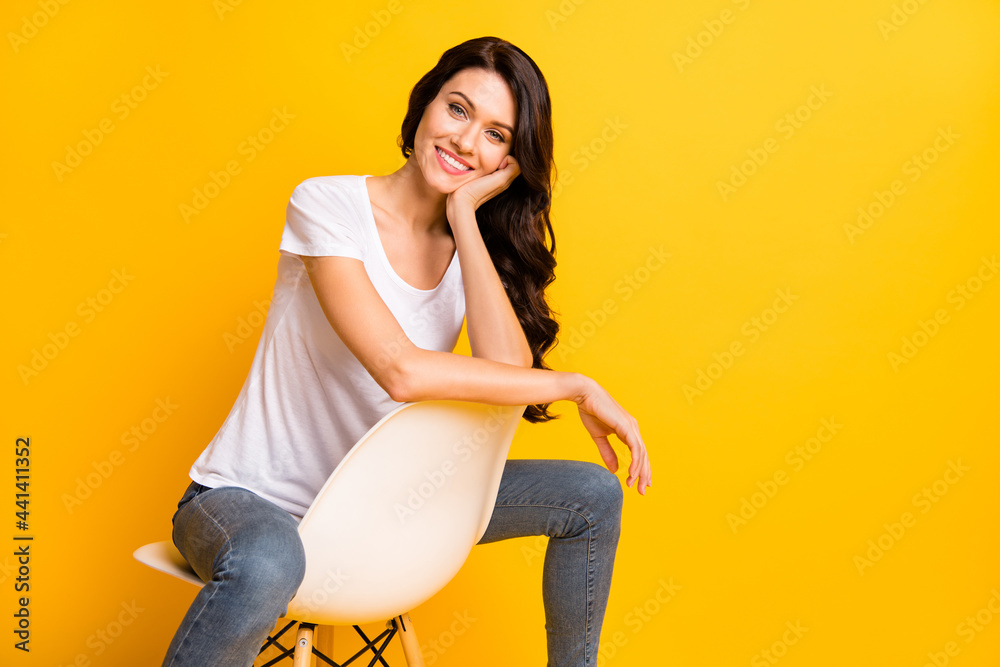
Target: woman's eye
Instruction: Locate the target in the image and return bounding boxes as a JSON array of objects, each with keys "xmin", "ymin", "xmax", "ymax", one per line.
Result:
[{"xmin": 449, "ymin": 102, "xmax": 505, "ymax": 142}]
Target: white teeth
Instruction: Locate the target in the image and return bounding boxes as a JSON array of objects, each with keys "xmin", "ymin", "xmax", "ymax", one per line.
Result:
[{"xmin": 437, "ymin": 147, "xmax": 471, "ymax": 170}]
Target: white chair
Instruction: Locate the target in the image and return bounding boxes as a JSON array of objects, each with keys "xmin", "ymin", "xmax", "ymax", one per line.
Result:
[{"xmin": 135, "ymin": 399, "xmax": 526, "ymax": 666}]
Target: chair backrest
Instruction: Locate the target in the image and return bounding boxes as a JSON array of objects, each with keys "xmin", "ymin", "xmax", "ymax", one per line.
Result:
[{"xmin": 286, "ymin": 399, "xmax": 526, "ymax": 625}]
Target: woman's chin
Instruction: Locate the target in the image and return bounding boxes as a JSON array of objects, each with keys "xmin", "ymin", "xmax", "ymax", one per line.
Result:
[{"xmin": 425, "ymin": 171, "xmax": 468, "ymax": 194}]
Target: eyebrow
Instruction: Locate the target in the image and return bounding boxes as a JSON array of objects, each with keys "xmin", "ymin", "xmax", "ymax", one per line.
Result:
[{"xmin": 448, "ymin": 91, "xmax": 515, "ymax": 135}]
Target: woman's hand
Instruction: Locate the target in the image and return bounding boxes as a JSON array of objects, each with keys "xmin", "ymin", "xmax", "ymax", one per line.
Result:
[
  {"xmin": 574, "ymin": 376, "xmax": 652, "ymax": 495},
  {"xmin": 446, "ymin": 155, "xmax": 520, "ymax": 221}
]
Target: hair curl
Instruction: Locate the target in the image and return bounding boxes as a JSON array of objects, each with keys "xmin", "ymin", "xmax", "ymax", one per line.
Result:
[{"xmin": 397, "ymin": 36, "xmax": 559, "ymax": 423}]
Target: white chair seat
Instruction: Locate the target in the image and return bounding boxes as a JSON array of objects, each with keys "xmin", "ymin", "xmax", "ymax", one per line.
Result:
[{"xmin": 133, "ymin": 540, "xmax": 204, "ymax": 587}]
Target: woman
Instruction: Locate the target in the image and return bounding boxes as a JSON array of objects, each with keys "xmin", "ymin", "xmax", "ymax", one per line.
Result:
[{"xmin": 163, "ymin": 36, "xmax": 651, "ymax": 667}]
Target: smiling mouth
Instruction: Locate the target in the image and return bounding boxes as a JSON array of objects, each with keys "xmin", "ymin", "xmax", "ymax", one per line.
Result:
[{"xmin": 436, "ymin": 146, "xmax": 472, "ymax": 171}]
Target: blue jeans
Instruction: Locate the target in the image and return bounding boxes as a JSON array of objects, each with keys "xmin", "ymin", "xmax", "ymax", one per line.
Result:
[{"xmin": 161, "ymin": 459, "xmax": 623, "ymax": 667}]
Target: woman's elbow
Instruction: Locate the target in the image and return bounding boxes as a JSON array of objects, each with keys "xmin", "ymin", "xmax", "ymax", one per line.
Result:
[
  {"xmin": 385, "ymin": 376, "xmax": 415, "ymax": 403},
  {"xmin": 380, "ymin": 354, "xmax": 421, "ymax": 403}
]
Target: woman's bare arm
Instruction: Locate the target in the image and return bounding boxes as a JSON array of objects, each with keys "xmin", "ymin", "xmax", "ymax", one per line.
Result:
[
  {"xmin": 448, "ymin": 202, "xmax": 533, "ymax": 368},
  {"xmin": 402, "ymin": 346, "xmax": 581, "ymax": 405}
]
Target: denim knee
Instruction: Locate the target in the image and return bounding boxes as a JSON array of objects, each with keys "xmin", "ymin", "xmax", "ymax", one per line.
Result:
[
  {"xmin": 222, "ymin": 524, "xmax": 307, "ymax": 605},
  {"xmin": 575, "ymin": 461, "xmax": 624, "ymax": 527}
]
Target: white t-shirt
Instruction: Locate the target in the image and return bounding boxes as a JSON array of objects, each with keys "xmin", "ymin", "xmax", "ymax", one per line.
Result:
[{"xmin": 189, "ymin": 174, "xmax": 466, "ymax": 517}]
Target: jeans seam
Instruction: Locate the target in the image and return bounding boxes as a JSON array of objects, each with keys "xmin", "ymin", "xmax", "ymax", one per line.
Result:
[
  {"xmin": 165, "ymin": 499, "xmax": 235, "ymax": 667},
  {"xmin": 496, "ymin": 502, "xmax": 597, "ymax": 665}
]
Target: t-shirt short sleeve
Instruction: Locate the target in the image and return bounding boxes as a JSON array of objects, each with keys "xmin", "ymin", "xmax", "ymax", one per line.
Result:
[{"xmin": 279, "ymin": 178, "xmax": 365, "ymax": 260}]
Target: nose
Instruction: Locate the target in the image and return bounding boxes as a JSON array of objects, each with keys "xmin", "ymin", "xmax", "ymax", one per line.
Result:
[{"xmin": 452, "ymin": 125, "xmax": 476, "ymax": 155}]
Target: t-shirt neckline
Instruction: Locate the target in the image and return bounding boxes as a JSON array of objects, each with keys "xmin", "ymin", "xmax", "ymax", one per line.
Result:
[{"xmin": 359, "ymin": 174, "xmax": 457, "ymax": 295}]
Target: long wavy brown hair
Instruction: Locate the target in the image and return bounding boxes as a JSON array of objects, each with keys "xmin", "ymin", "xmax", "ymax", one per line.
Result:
[{"xmin": 397, "ymin": 36, "xmax": 559, "ymax": 423}]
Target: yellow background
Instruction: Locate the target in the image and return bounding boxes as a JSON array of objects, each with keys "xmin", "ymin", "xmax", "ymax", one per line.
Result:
[{"xmin": 4, "ymin": 0, "xmax": 999, "ymax": 665}]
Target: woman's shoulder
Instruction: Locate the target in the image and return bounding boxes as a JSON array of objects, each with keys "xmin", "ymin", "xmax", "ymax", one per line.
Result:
[
  {"xmin": 290, "ymin": 174, "xmax": 363, "ymax": 198},
  {"xmin": 281, "ymin": 175, "xmax": 370, "ymax": 256},
  {"xmin": 287, "ymin": 175, "xmax": 367, "ymax": 215}
]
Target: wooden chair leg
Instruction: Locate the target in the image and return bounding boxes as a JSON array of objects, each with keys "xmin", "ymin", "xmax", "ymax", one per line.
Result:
[
  {"xmin": 396, "ymin": 613, "xmax": 425, "ymax": 667},
  {"xmin": 293, "ymin": 623, "xmax": 315, "ymax": 667}
]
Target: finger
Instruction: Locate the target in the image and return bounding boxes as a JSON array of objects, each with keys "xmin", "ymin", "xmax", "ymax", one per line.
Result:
[
  {"xmin": 639, "ymin": 455, "xmax": 651, "ymax": 495},
  {"xmin": 622, "ymin": 426, "xmax": 641, "ymax": 485},
  {"xmin": 641, "ymin": 445, "xmax": 651, "ymax": 492},
  {"xmin": 623, "ymin": 426, "xmax": 648, "ymax": 493},
  {"xmin": 594, "ymin": 436, "xmax": 619, "ymax": 474},
  {"xmin": 639, "ymin": 439, "xmax": 650, "ymax": 490},
  {"xmin": 627, "ymin": 446, "xmax": 638, "ymax": 483},
  {"xmin": 634, "ymin": 456, "xmax": 648, "ymax": 495}
]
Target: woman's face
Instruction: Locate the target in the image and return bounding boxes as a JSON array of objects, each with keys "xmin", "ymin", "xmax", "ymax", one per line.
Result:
[{"xmin": 413, "ymin": 67, "xmax": 517, "ymax": 193}]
